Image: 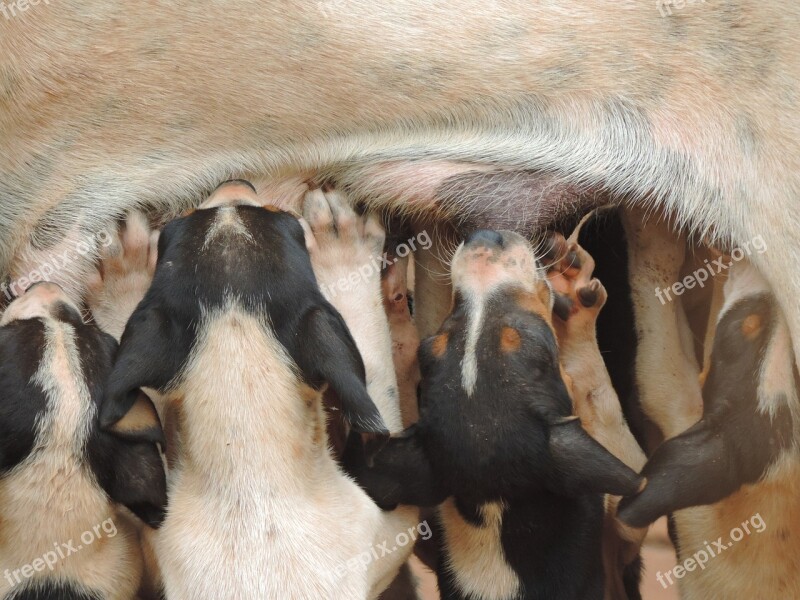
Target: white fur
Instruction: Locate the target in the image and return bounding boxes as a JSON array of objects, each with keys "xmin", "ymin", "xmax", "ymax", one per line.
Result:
[
  {"xmin": 154, "ymin": 304, "xmax": 416, "ymax": 599},
  {"xmin": 460, "ymin": 295, "xmax": 484, "ymax": 396}
]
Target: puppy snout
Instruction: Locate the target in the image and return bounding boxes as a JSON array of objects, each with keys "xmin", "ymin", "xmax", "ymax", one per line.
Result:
[
  {"xmin": 201, "ymin": 180, "xmax": 261, "ymax": 209},
  {"xmin": 465, "ymin": 229, "xmax": 504, "ymax": 249}
]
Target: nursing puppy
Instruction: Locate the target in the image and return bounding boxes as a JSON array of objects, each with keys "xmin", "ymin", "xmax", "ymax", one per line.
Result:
[
  {"xmin": 618, "ymin": 259, "xmax": 800, "ymax": 598},
  {"xmin": 347, "ymin": 229, "xmax": 644, "ymax": 600},
  {"xmin": 0, "ymin": 282, "xmax": 166, "ymax": 600},
  {"xmin": 99, "ymin": 184, "xmax": 414, "ymax": 599}
]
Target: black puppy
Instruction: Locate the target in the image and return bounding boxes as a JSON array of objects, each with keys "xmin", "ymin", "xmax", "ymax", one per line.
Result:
[
  {"xmin": 348, "ymin": 229, "xmax": 644, "ymax": 600},
  {"xmin": 0, "ymin": 282, "xmax": 165, "ymax": 600}
]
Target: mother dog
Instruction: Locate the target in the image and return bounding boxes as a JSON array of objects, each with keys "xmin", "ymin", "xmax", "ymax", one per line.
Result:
[{"xmin": 1, "ymin": 2, "xmax": 799, "ymax": 374}]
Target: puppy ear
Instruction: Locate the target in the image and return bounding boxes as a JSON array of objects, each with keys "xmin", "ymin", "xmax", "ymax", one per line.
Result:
[
  {"xmin": 100, "ymin": 305, "xmax": 190, "ymax": 430},
  {"xmin": 105, "ymin": 390, "xmax": 165, "ymax": 445},
  {"xmin": 343, "ymin": 425, "xmax": 447, "ymax": 509},
  {"xmin": 548, "ymin": 418, "xmax": 644, "ymax": 497},
  {"xmin": 617, "ymin": 422, "xmax": 731, "ymax": 528},
  {"xmin": 294, "ymin": 306, "xmax": 388, "ymax": 435},
  {"xmin": 90, "ymin": 395, "xmax": 167, "ymax": 528}
]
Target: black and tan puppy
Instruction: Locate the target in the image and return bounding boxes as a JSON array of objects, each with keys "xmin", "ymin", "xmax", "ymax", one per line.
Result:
[
  {"xmin": 617, "ymin": 260, "xmax": 800, "ymax": 598},
  {"xmin": 0, "ymin": 282, "xmax": 166, "ymax": 600},
  {"xmin": 617, "ymin": 260, "xmax": 796, "ymax": 528},
  {"xmin": 348, "ymin": 229, "xmax": 644, "ymax": 600}
]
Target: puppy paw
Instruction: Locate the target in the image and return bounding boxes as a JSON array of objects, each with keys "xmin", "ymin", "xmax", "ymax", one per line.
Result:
[
  {"xmin": 543, "ymin": 232, "xmax": 605, "ymax": 328},
  {"xmin": 300, "ymin": 185, "xmax": 385, "ymax": 300},
  {"xmin": 85, "ymin": 212, "xmax": 158, "ymax": 340}
]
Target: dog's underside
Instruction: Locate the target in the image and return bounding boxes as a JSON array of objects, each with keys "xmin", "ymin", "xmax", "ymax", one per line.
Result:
[{"xmin": 2, "ymin": 2, "xmax": 800, "ymax": 372}]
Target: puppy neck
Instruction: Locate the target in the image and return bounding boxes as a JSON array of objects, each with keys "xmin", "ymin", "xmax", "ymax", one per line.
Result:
[{"xmin": 174, "ymin": 306, "xmax": 333, "ymax": 493}]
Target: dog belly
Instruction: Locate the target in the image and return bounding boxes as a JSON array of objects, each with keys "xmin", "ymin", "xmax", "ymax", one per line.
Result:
[{"xmin": 336, "ymin": 161, "xmax": 602, "ymax": 239}]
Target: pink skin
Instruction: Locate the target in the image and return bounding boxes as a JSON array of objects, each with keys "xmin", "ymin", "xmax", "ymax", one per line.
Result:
[{"xmin": 198, "ymin": 181, "xmax": 261, "ymax": 209}]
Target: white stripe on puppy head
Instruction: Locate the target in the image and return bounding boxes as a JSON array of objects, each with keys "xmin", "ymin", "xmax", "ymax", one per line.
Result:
[
  {"xmin": 202, "ymin": 207, "xmax": 255, "ymax": 250},
  {"xmin": 461, "ymin": 295, "xmax": 485, "ymax": 396},
  {"xmin": 34, "ymin": 320, "xmax": 94, "ymax": 457}
]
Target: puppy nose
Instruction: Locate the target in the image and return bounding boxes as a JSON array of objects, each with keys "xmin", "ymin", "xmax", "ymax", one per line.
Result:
[
  {"xmin": 465, "ymin": 229, "xmax": 504, "ymax": 248},
  {"xmin": 201, "ymin": 180, "xmax": 261, "ymax": 209}
]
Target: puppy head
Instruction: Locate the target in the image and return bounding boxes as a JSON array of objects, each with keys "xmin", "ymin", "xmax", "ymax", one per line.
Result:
[
  {"xmin": 100, "ymin": 181, "xmax": 387, "ymax": 442},
  {"xmin": 0, "ymin": 283, "xmax": 167, "ymax": 527},
  {"xmin": 618, "ymin": 262, "xmax": 796, "ymax": 528},
  {"xmin": 418, "ymin": 229, "xmax": 643, "ymax": 500}
]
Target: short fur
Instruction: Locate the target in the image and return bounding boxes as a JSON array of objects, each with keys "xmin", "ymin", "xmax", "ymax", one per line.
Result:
[
  {"xmin": 618, "ymin": 259, "xmax": 800, "ymax": 598},
  {"xmin": 347, "ymin": 230, "xmax": 643, "ymax": 600},
  {"xmin": 0, "ymin": 284, "xmax": 166, "ymax": 600},
  {"xmin": 99, "ymin": 200, "xmax": 416, "ymax": 599},
  {"xmin": 2, "ymin": 2, "xmax": 800, "ymax": 398}
]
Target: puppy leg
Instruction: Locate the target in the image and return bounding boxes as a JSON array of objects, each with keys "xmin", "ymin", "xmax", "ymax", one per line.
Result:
[
  {"xmin": 622, "ymin": 208, "xmax": 703, "ymax": 440},
  {"xmin": 546, "ymin": 232, "xmax": 646, "ymax": 473},
  {"xmin": 85, "ymin": 211, "xmax": 158, "ymax": 340},
  {"xmin": 382, "ymin": 249, "xmax": 421, "ymax": 427},
  {"xmin": 301, "ymin": 185, "xmax": 403, "ymax": 433},
  {"xmin": 301, "ymin": 186, "xmax": 421, "ymax": 599}
]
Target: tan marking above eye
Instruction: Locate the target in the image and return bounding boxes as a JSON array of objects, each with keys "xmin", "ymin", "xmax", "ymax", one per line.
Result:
[
  {"xmin": 514, "ymin": 288, "xmax": 555, "ymax": 332},
  {"xmin": 500, "ymin": 327, "xmax": 521, "ymax": 353},
  {"xmin": 263, "ymin": 204, "xmax": 281, "ymax": 212},
  {"xmin": 741, "ymin": 313, "xmax": 763, "ymax": 340},
  {"xmin": 431, "ymin": 333, "xmax": 449, "ymax": 358}
]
